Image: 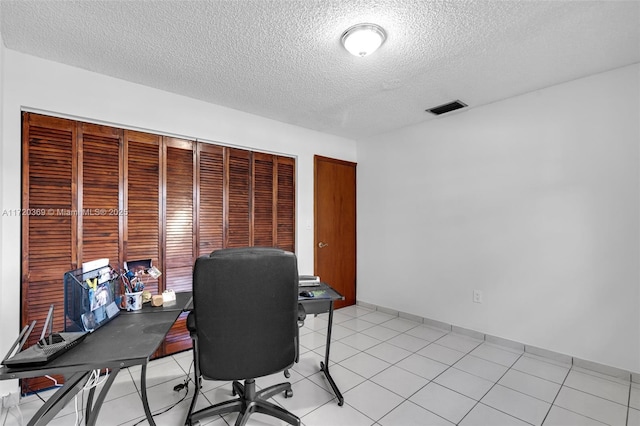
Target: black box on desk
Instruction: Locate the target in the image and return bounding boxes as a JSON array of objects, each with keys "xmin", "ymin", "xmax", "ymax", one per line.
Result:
[{"xmin": 64, "ymin": 265, "xmax": 121, "ymax": 332}]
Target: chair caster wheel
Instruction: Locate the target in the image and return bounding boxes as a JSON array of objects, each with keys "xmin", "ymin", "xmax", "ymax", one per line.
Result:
[
  {"xmin": 284, "ymin": 369, "xmax": 290, "ymax": 378},
  {"xmin": 284, "ymin": 389, "xmax": 293, "ymax": 398}
]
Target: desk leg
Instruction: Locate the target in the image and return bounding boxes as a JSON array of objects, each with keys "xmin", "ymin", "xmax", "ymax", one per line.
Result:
[
  {"xmin": 319, "ymin": 301, "xmax": 344, "ymax": 406},
  {"xmin": 26, "ymin": 371, "xmax": 89, "ymax": 426},
  {"xmin": 140, "ymin": 364, "xmax": 156, "ymax": 426},
  {"xmin": 84, "ymin": 368, "xmax": 120, "ymax": 426}
]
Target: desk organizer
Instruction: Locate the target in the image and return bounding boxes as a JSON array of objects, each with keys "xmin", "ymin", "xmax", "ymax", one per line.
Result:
[{"xmin": 64, "ymin": 265, "xmax": 120, "ymax": 332}]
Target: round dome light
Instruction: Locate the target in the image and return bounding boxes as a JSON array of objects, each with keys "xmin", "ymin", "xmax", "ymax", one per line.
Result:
[{"xmin": 341, "ymin": 23, "xmax": 386, "ymax": 57}]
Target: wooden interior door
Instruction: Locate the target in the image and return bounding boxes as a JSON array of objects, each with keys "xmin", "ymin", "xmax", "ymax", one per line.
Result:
[{"xmin": 314, "ymin": 156, "xmax": 357, "ymax": 308}]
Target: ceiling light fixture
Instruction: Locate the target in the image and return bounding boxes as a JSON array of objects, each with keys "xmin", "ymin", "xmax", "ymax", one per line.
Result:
[{"xmin": 341, "ymin": 23, "xmax": 386, "ymax": 57}]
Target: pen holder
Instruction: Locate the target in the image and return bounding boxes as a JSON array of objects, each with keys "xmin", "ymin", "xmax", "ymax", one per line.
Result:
[{"xmin": 125, "ymin": 291, "xmax": 143, "ymax": 311}]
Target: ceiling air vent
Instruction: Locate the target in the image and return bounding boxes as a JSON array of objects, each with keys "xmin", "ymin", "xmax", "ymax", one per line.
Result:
[{"xmin": 426, "ymin": 100, "xmax": 467, "ymax": 115}]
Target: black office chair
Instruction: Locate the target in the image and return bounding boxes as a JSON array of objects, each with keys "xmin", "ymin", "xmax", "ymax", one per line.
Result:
[{"xmin": 185, "ymin": 247, "xmax": 301, "ymax": 426}]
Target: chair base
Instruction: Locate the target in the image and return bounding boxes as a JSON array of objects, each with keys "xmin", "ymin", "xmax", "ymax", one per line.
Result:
[{"xmin": 187, "ymin": 378, "xmax": 299, "ymax": 426}]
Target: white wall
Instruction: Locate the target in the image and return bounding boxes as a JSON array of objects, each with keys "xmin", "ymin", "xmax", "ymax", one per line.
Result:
[
  {"xmin": 0, "ymin": 8, "xmax": 8, "ymax": 396},
  {"xmin": 0, "ymin": 49, "xmax": 357, "ymax": 392},
  {"xmin": 358, "ymin": 64, "xmax": 640, "ymax": 373}
]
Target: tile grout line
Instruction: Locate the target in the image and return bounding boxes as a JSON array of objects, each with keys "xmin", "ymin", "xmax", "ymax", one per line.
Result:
[
  {"xmin": 325, "ymin": 321, "xmax": 453, "ymax": 424},
  {"xmin": 626, "ymin": 380, "xmax": 632, "ymax": 426},
  {"xmin": 362, "ymin": 301, "xmax": 638, "ymax": 384},
  {"xmin": 454, "ymin": 351, "xmax": 530, "ymax": 425},
  {"xmin": 541, "ymin": 364, "xmax": 618, "ymax": 426},
  {"xmin": 536, "ymin": 355, "xmax": 570, "ymax": 426}
]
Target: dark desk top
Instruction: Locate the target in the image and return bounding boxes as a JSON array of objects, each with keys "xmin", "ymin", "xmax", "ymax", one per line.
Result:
[
  {"xmin": 298, "ymin": 282, "xmax": 343, "ymax": 315},
  {"xmin": 298, "ymin": 282, "xmax": 343, "ymax": 301},
  {"xmin": 122, "ymin": 291, "xmax": 193, "ymax": 314},
  {"xmin": 1, "ymin": 292, "xmax": 192, "ymax": 380}
]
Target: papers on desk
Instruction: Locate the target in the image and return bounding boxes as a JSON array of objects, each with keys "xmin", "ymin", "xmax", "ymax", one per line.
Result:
[{"xmin": 299, "ymin": 275, "xmax": 320, "ymax": 287}]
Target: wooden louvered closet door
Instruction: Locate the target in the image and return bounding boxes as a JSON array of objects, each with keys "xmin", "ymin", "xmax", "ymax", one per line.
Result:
[
  {"xmin": 79, "ymin": 123, "xmax": 123, "ymax": 267},
  {"xmin": 197, "ymin": 143, "xmax": 224, "ymax": 256},
  {"xmin": 162, "ymin": 138, "xmax": 196, "ymax": 353},
  {"xmin": 124, "ymin": 130, "xmax": 162, "ymax": 295},
  {"xmin": 21, "ymin": 114, "xmax": 77, "ymax": 392},
  {"xmin": 21, "ymin": 113, "xmax": 297, "ymax": 387},
  {"xmin": 276, "ymin": 156, "xmax": 295, "ymax": 252},
  {"xmin": 253, "ymin": 153, "xmax": 275, "ymax": 247},
  {"xmin": 226, "ymin": 148, "xmax": 252, "ymax": 247},
  {"xmin": 163, "ymin": 138, "xmax": 195, "ymax": 293}
]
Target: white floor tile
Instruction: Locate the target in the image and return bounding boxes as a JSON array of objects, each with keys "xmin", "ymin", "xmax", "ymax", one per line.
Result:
[
  {"xmin": 137, "ymin": 398, "xmax": 194, "ymax": 426},
  {"xmin": 542, "ymin": 405, "xmax": 608, "ymax": 426},
  {"xmin": 336, "ymin": 305, "xmax": 374, "ymax": 317},
  {"xmin": 563, "ymin": 369, "xmax": 630, "ymax": 405},
  {"xmin": 302, "ymin": 315, "xmax": 329, "ymax": 332},
  {"xmin": 365, "ymin": 341, "xmax": 413, "ymax": 364},
  {"xmin": 418, "ymin": 343, "xmax": 467, "ymax": 365},
  {"xmin": 396, "ymin": 353, "xmax": 449, "ymax": 380},
  {"xmin": 632, "ymin": 383, "xmax": 640, "ymax": 410},
  {"xmin": 361, "ymin": 324, "xmax": 402, "ymax": 341},
  {"xmin": 302, "ymin": 400, "xmax": 375, "ymax": 426},
  {"xmin": 326, "ymin": 311, "xmax": 354, "ymax": 324},
  {"xmin": 434, "ymin": 367, "xmax": 494, "ymax": 400},
  {"xmin": 481, "ymin": 384, "xmax": 551, "ymax": 425},
  {"xmin": 339, "ymin": 352, "xmax": 391, "ymax": 378},
  {"xmin": 11, "ymin": 305, "xmax": 637, "ymax": 426},
  {"xmin": 300, "ymin": 331, "xmax": 329, "ymax": 350},
  {"xmin": 454, "ymin": 355, "xmax": 509, "ymax": 382},
  {"xmin": 292, "ymin": 351, "xmax": 325, "ymax": 378},
  {"xmin": 571, "ymin": 366, "xmax": 631, "ymax": 386},
  {"xmin": 339, "ymin": 332, "xmax": 382, "ymax": 351},
  {"xmin": 498, "ymin": 368, "xmax": 562, "ymax": 403},
  {"xmin": 435, "ymin": 333, "xmax": 483, "ymax": 353},
  {"xmin": 222, "ymin": 410, "xmax": 293, "ymax": 426},
  {"xmin": 469, "ymin": 343, "xmax": 522, "ymax": 367},
  {"xmin": 272, "ymin": 378, "xmax": 334, "ymax": 418},
  {"xmin": 312, "ymin": 340, "xmax": 360, "ymax": 363},
  {"xmin": 256, "ymin": 369, "xmax": 304, "ymax": 389},
  {"xmin": 358, "ymin": 310, "xmax": 397, "ymax": 324},
  {"xmin": 386, "ymin": 333, "xmax": 430, "ymax": 352},
  {"xmin": 343, "ymin": 380, "xmax": 405, "ymax": 421},
  {"xmin": 371, "ymin": 365, "xmax": 430, "ymax": 398},
  {"xmin": 340, "ymin": 318, "xmax": 377, "ymax": 332},
  {"xmin": 380, "ymin": 317, "xmax": 421, "ymax": 333},
  {"xmin": 324, "ymin": 323, "xmax": 356, "ymax": 340},
  {"xmin": 629, "ymin": 407, "xmax": 640, "ymax": 426},
  {"xmin": 307, "ymin": 364, "xmax": 366, "ymax": 395},
  {"xmin": 405, "ymin": 325, "xmax": 448, "ymax": 342},
  {"xmin": 379, "ymin": 400, "xmax": 454, "ymax": 426},
  {"xmin": 409, "ymin": 382, "xmax": 476, "ymax": 424},
  {"xmin": 512, "ymin": 355, "xmax": 570, "ymax": 384},
  {"xmin": 92, "ymin": 388, "xmax": 148, "ymax": 425},
  {"xmin": 459, "ymin": 402, "xmax": 530, "ymax": 426},
  {"xmin": 553, "ymin": 385, "xmax": 628, "ymax": 426},
  {"xmin": 133, "ymin": 357, "xmax": 189, "ymax": 389}
]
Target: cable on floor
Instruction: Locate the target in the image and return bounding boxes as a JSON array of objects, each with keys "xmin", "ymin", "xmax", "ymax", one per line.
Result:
[{"xmin": 130, "ymin": 359, "xmax": 195, "ymax": 426}]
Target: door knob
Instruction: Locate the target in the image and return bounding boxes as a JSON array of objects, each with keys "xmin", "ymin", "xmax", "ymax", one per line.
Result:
[{"xmin": 318, "ymin": 242, "xmax": 329, "ymax": 248}]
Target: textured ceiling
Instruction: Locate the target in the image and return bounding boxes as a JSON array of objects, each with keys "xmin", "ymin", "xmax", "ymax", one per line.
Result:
[{"xmin": 1, "ymin": 0, "xmax": 639, "ymax": 139}]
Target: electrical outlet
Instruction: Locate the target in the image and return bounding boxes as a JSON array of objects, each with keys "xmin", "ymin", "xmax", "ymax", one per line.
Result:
[
  {"xmin": 473, "ymin": 289, "xmax": 483, "ymax": 304},
  {"xmin": 2, "ymin": 391, "xmax": 19, "ymax": 408}
]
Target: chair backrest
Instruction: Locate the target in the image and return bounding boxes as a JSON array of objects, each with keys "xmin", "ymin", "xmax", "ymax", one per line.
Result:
[{"xmin": 192, "ymin": 247, "xmax": 299, "ymax": 380}]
